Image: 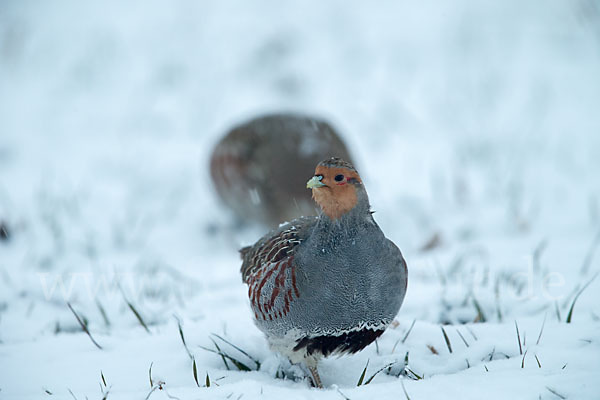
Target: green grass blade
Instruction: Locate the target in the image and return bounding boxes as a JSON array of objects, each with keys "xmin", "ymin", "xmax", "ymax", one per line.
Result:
[
  {"xmin": 515, "ymin": 321, "xmax": 522, "ymax": 355},
  {"xmin": 175, "ymin": 317, "xmax": 193, "ymax": 360},
  {"xmin": 356, "ymin": 360, "xmax": 369, "ymax": 386},
  {"xmin": 566, "ymin": 272, "xmax": 598, "ymax": 323},
  {"xmin": 536, "ymin": 313, "xmax": 547, "ymax": 345},
  {"xmin": 148, "ymin": 362, "xmax": 153, "ymax": 388},
  {"xmin": 401, "ymin": 319, "xmax": 417, "ymax": 344},
  {"xmin": 401, "ymin": 380, "xmax": 411, "ymax": 400},
  {"xmin": 125, "ymin": 301, "xmax": 150, "ymax": 333},
  {"xmin": 441, "ymin": 326, "xmax": 453, "ymax": 353},
  {"xmin": 472, "ymin": 297, "xmax": 487, "ymax": 322},
  {"xmin": 546, "ymin": 386, "xmax": 566, "ymax": 399},
  {"xmin": 67, "ymin": 303, "xmax": 103, "ymax": 350},
  {"xmin": 96, "ymin": 300, "xmax": 111, "ymax": 327},
  {"xmin": 212, "ymin": 333, "xmax": 260, "ymax": 369},
  {"xmin": 193, "ymin": 358, "xmax": 199, "ymax": 387},
  {"xmin": 199, "ymin": 345, "xmax": 251, "ymax": 371},
  {"xmin": 210, "ymin": 339, "xmax": 230, "ymax": 370},
  {"xmin": 456, "ymin": 328, "xmax": 469, "ymax": 348},
  {"xmin": 521, "ymin": 349, "xmax": 528, "ymax": 368},
  {"xmin": 364, "ymin": 362, "xmax": 395, "ymax": 385}
]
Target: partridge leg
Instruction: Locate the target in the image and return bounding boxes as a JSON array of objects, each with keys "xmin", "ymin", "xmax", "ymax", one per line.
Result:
[{"xmin": 307, "ymin": 364, "xmax": 323, "ymax": 388}]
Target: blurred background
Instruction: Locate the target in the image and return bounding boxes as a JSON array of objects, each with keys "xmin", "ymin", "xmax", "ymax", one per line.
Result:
[{"xmin": 0, "ymin": 0, "xmax": 599, "ymax": 397}]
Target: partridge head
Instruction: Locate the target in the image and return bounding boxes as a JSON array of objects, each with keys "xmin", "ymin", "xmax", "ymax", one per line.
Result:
[{"xmin": 306, "ymin": 157, "xmax": 368, "ymax": 220}]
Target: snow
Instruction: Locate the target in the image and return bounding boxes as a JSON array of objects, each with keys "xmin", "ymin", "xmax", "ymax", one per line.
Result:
[{"xmin": 1, "ymin": 0, "xmax": 600, "ymax": 399}]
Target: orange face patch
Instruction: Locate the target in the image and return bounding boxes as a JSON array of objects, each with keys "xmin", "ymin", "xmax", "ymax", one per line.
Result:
[{"xmin": 310, "ymin": 166, "xmax": 362, "ymax": 220}]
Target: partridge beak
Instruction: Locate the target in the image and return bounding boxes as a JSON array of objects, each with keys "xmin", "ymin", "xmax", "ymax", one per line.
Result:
[{"xmin": 306, "ymin": 175, "xmax": 326, "ymax": 189}]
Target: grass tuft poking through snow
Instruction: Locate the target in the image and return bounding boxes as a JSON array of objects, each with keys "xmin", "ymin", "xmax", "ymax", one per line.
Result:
[{"xmin": 199, "ymin": 334, "xmax": 262, "ymax": 372}]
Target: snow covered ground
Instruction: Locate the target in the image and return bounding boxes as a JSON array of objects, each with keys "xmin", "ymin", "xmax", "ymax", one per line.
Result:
[{"xmin": 1, "ymin": 0, "xmax": 600, "ymax": 399}]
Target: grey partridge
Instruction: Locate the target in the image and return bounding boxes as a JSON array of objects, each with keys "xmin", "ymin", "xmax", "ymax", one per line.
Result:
[
  {"xmin": 240, "ymin": 157, "xmax": 408, "ymax": 387},
  {"xmin": 210, "ymin": 113, "xmax": 354, "ymax": 227}
]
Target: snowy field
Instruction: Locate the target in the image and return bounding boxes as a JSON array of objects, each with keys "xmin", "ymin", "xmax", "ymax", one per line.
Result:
[{"xmin": 1, "ymin": 0, "xmax": 600, "ymax": 399}]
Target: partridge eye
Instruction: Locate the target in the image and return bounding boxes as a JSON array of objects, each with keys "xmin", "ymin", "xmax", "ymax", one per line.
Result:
[{"xmin": 334, "ymin": 174, "xmax": 344, "ymax": 182}]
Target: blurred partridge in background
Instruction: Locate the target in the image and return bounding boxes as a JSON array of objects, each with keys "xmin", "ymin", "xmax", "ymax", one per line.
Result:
[
  {"xmin": 240, "ymin": 158, "xmax": 407, "ymax": 387},
  {"xmin": 210, "ymin": 113, "xmax": 354, "ymax": 227}
]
